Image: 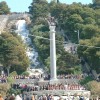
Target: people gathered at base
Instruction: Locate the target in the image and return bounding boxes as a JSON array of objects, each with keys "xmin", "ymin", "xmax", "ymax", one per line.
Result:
[
  {"xmin": 0, "ymin": 73, "xmax": 85, "ymax": 83},
  {"xmin": 1, "ymin": 93, "xmax": 88, "ymax": 100},
  {"xmin": 11, "ymin": 83, "xmax": 85, "ymax": 92},
  {"xmin": 0, "ymin": 73, "xmax": 92, "ymax": 100}
]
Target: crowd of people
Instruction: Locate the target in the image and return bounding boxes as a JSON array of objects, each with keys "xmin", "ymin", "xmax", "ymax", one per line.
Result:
[
  {"xmin": 11, "ymin": 82, "xmax": 85, "ymax": 92},
  {"xmin": 31, "ymin": 93, "xmax": 87, "ymax": 100},
  {"xmin": 11, "ymin": 74, "xmax": 84, "ymax": 80},
  {"xmin": 0, "ymin": 73, "xmax": 84, "ymax": 84},
  {"xmin": 13, "ymin": 75, "xmax": 41, "ymax": 80},
  {"xmin": 1, "ymin": 93, "xmax": 89, "ymax": 100},
  {"xmin": 0, "ymin": 75, "xmax": 7, "ymax": 83},
  {"xmin": 57, "ymin": 74, "xmax": 83, "ymax": 79},
  {"xmin": 0, "ymin": 73, "xmax": 90, "ymax": 100}
]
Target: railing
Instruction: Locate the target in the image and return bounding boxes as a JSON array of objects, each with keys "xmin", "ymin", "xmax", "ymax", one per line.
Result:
[{"xmin": 24, "ymin": 90, "xmax": 90, "ymax": 98}]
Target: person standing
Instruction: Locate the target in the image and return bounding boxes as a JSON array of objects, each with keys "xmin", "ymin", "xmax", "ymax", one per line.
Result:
[
  {"xmin": 0, "ymin": 94, "xmax": 4, "ymax": 100},
  {"xmin": 32, "ymin": 93, "xmax": 35, "ymax": 100},
  {"xmin": 15, "ymin": 95, "xmax": 22, "ymax": 100},
  {"xmin": 79, "ymin": 96, "xmax": 84, "ymax": 100},
  {"xmin": 9, "ymin": 94, "xmax": 15, "ymax": 100}
]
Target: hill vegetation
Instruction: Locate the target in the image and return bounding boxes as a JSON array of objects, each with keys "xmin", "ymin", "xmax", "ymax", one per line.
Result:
[
  {"xmin": 0, "ymin": 0, "xmax": 99, "ymax": 97},
  {"xmin": 29, "ymin": 0, "xmax": 100, "ymax": 73},
  {"xmin": 0, "ymin": 0, "xmax": 99, "ymax": 74},
  {"xmin": 29, "ymin": 0, "xmax": 80, "ymax": 73},
  {"xmin": 0, "ymin": 32, "xmax": 29, "ymax": 74}
]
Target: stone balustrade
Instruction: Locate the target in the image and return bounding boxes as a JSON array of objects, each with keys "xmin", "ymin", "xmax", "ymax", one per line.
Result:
[{"xmin": 24, "ymin": 90, "xmax": 91, "ymax": 99}]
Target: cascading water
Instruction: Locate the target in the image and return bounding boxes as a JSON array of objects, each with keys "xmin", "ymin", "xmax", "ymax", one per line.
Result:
[{"xmin": 16, "ymin": 19, "xmax": 39, "ymax": 68}]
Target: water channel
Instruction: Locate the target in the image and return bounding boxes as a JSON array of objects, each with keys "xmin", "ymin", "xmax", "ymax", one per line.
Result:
[{"xmin": 16, "ymin": 19, "xmax": 39, "ymax": 68}]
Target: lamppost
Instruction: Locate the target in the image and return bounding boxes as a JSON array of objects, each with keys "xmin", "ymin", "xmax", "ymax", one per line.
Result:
[
  {"xmin": 77, "ymin": 30, "xmax": 80, "ymax": 44},
  {"xmin": 75, "ymin": 30, "xmax": 80, "ymax": 44}
]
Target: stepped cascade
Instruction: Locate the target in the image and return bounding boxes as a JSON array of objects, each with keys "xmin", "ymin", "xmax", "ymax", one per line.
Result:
[{"xmin": 16, "ymin": 19, "xmax": 39, "ymax": 68}]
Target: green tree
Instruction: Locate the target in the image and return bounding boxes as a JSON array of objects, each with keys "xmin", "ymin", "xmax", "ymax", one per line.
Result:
[
  {"xmin": 87, "ymin": 81, "xmax": 100, "ymax": 96},
  {"xmin": 77, "ymin": 36, "xmax": 100, "ymax": 72},
  {"xmin": 0, "ymin": 1, "xmax": 10, "ymax": 14},
  {"xmin": 0, "ymin": 32, "xmax": 29, "ymax": 75},
  {"xmin": 92, "ymin": 0, "xmax": 100, "ymax": 9},
  {"xmin": 28, "ymin": 0, "xmax": 49, "ymax": 23},
  {"xmin": 66, "ymin": 14, "xmax": 83, "ymax": 31},
  {"xmin": 80, "ymin": 24, "xmax": 100, "ymax": 39},
  {"xmin": 95, "ymin": 9, "xmax": 100, "ymax": 26},
  {"xmin": 81, "ymin": 7, "xmax": 95, "ymax": 19},
  {"xmin": 84, "ymin": 17, "xmax": 96, "ymax": 24}
]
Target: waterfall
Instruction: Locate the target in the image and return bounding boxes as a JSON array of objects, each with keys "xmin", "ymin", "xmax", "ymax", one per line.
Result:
[
  {"xmin": 16, "ymin": 19, "xmax": 26, "ymax": 31},
  {"xmin": 16, "ymin": 19, "xmax": 39, "ymax": 68}
]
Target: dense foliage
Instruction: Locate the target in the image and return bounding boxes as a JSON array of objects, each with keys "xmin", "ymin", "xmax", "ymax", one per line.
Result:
[
  {"xmin": 0, "ymin": 32, "xmax": 29, "ymax": 74},
  {"xmin": 87, "ymin": 81, "xmax": 100, "ymax": 96},
  {"xmin": 50, "ymin": 1, "xmax": 100, "ymax": 72},
  {"xmin": 0, "ymin": 84, "xmax": 10, "ymax": 97},
  {"xmin": 0, "ymin": 1, "xmax": 10, "ymax": 15},
  {"xmin": 29, "ymin": 0, "xmax": 100, "ymax": 73},
  {"xmin": 29, "ymin": 0, "xmax": 79, "ymax": 73}
]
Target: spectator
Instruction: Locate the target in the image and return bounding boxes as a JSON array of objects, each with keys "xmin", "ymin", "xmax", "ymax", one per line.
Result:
[
  {"xmin": 15, "ymin": 95, "xmax": 22, "ymax": 100},
  {"xmin": 32, "ymin": 93, "xmax": 35, "ymax": 100},
  {"xmin": 9, "ymin": 94, "xmax": 15, "ymax": 100},
  {"xmin": 79, "ymin": 96, "xmax": 84, "ymax": 100},
  {"xmin": 42, "ymin": 94, "xmax": 47, "ymax": 100},
  {"xmin": 0, "ymin": 94, "xmax": 4, "ymax": 100}
]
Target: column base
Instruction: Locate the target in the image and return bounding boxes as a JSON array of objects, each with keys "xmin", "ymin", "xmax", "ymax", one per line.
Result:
[
  {"xmin": 39, "ymin": 78, "xmax": 44, "ymax": 81},
  {"xmin": 49, "ymin": 78, "xmax": 59, "ymax": 84}
]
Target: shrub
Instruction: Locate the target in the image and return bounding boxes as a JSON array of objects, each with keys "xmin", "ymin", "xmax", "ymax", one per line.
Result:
[
  {"xmin": 7, "ymin": 77, "xmax": 15, "ymax": 84},
  {"xmin": 7, "ymin": 88, "xmax": 21, "ymax": 95},
  {"xmin": 0, "ymin": 84, "xmax": 10, "ymax": 97},
  {"xmin": 80, "ymin": 76, "xmax": 93, "ymax": 85},
  {"xmin": 57, "ymin": 68, "xmax": 74, "ymax": 74},
  {"xmin": 21, "ymin": 71, "xmax": 29, "ymax": 76},
  {"xmin": 9, "ymin": 71, "xmax": 18, "ymax": 77},
  {"xmin": 74, "ymin": 65, "xmax": 82, "ymax": 75},
  {"xmin": 87, "ymin": 81, "xmax": 100, "ymax": 96}
]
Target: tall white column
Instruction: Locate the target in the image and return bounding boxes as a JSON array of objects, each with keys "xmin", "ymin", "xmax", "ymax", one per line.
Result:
[{"xmin": 49, "ymin": 25, "xmax": 57, "ymax": 80}]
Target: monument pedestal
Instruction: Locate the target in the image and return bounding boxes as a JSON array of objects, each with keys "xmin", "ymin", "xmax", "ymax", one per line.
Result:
[
  {"xmin": 39, "ymin": 78, "xmax": 44, "ymax": 81},
  {"xmin": 49, "ymin": 78, "xmax": 58, "ymax": 84}
]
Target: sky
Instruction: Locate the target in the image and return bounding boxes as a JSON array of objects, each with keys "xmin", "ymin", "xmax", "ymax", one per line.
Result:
[{"xmin": 0, "ymin": 0, "xmax": 92, "ymax": 12}]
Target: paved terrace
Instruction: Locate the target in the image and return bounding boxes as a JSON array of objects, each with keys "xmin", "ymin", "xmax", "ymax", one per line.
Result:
[{"xmin": 14, "ymin": 78, "xmax": 80, "ymax": 84}]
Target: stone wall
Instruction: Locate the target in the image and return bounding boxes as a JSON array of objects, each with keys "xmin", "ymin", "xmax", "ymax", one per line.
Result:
[
  {"xmin": 0, "ymin": 14, "xmax": 30, "ymax": 32},
  {"xmin": 0, "ymin": 15, "xmax": 9, "ymax": 32}
]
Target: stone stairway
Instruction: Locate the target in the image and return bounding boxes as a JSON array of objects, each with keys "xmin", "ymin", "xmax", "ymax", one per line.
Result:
[{"xmin": 13, "ymin": 78, "xmax": 80, "ymax": 85}]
